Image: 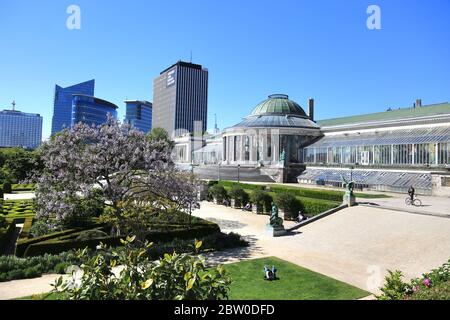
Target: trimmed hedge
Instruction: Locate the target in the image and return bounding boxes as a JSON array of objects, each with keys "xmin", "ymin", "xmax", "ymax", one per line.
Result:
[
  {"xmin": 209, "ymin": 184, "xmax": 228, "ymax": 203},
  {"xmin": 22, "ymin": 223, "xmax": 220, "ymax": 257},
  {"xmin": 274, "ymin": 193, "xmax": 301, "ymax": 220},
  {"xmin": 269, "ymin": 185, "xmax": 343, "ymax": 202},
  {"xmin": 0, "ymin": 223, "xmax": 15, "ymax": 254},
  {"xmin": 298, "ymin": 197, "xmax": 338, "ymax": 216},
  {"xmin": 15, "ymin": 228, "xmax": 91, "ymax": 257},
  {"xmin": 19, "ymin": 217, "xmax": 34, "ymax": 239},
  {"xmin": 11, "ymin": 183, "xmax": 36, "ymax": 191},
  {"xmin": 228, "ymin": 186, "xmax": 249, "ymax": 207},
  {"xmin": 217, "ymin": 181, "xmax": 266, "ymax": 191}
]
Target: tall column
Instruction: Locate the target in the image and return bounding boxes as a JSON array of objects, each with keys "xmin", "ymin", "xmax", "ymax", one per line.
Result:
[
  {"xmin": 240, "ymin": 134, "xmax": 245, "ymax": 162},
  {"xmin": 436, "ymin": 143, "xmax": 439, "ymax": 165},
  {"xmin": 391, "ymin": 144, "xmax": 394, "ymax": 165}
]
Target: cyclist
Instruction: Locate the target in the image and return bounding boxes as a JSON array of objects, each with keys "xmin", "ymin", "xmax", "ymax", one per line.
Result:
[{"xmin": 407, "ymin": 186, "xmax": 415, "ymax": 203}]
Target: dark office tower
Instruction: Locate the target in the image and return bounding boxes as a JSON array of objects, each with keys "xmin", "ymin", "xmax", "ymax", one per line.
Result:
[
  {"xmin": 153, "ymin": 61, "xmax": 208, "ymax": 137},
  {"xmin": 124, "ymin": 100, "xmax": 153, "ymax": 133},
  {"xmin": 51, "ymin": 79, "xmax": 95, "ymax": 135}
]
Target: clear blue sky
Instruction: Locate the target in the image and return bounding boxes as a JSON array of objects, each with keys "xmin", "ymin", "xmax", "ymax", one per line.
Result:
[{"xmin": 1, "ymin": 0, "xmax": 449, "ymax": 139}]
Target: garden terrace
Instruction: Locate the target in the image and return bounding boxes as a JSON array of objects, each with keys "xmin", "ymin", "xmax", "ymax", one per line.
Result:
[
  {"xmin": 15, "ymin": 216, "xmax": 220, "ymax": 257},
  {"xmin": 214, "ymin": 181, "xmax": 344, "ymax": 217}
]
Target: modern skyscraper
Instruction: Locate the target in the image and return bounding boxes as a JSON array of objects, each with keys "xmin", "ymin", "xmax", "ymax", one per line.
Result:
[
  {"xmin": 0, "ymin": 102, "xmax": 42, "ymax": 149},
  {"xmin": 51, "ymin": 79, "xmax": 95, "ymax": 135},
  {"xmin": 124, "ymin": 100, "xmax": 153, "ymax": 133},
  {"xmin": 71, "ymin": 94, "xmax": 118, "ymax": 127},
  {"xmin": 153, "ymin": 61, "xmax": 208, "ymax": 137}
]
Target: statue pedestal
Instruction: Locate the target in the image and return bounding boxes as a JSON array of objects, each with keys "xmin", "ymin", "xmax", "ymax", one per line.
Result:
[
  {"xmin": 343, "ymin": 192, "xmax": 356, "ymax": 207},
  {"xmin": 266, "ymin": 224, "xmax": 287, "ymax": 237}
]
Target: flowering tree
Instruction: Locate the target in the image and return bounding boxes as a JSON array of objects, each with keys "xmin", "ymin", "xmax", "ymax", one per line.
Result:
[{"xmin": 33, "ymin": 117, "xmax": 199, "ymax": 236}]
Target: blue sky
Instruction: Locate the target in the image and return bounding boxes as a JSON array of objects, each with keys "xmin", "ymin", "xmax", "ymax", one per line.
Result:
[{"xmin": 0, "ymin": 0, "xmax": 449, "ymax": 139}]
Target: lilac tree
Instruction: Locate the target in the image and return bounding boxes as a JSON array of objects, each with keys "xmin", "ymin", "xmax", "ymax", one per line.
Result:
[{"xmin": 33, "ymin": 117, "xmax": 199, "ymax": 237}]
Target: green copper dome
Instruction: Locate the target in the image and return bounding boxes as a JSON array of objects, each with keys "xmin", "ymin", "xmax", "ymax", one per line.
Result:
[{"xmin": 250, "ymin": 94, "xmax": 307, "ymax": 117}]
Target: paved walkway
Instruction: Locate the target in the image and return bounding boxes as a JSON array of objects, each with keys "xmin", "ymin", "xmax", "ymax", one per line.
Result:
[
  {"xmin": 3, "ymin": 192, "xmax": 35, "ymax": 200},
  {"xmin": 358, "ymin": 193, "xmax": 450, "ymax": 217},
  {"xmin": 193, "ymin": 202, "xmax": 450, "ymax": 295}
]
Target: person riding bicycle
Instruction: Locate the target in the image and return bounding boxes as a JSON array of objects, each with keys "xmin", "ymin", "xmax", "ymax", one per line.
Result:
[{"xmin": 408, "ymin": 186, "xmax": 415, "ymax": 202}]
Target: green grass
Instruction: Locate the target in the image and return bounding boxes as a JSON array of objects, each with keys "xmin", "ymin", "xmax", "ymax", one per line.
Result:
[
  {"xmin": 225, "ymin": 257, "xmax": 369, "ymax": 300},
  {"xmin": 15, "ymin": 292, "xmax": 61, "ymax": 300},
  {"xmin": 15, "ymin": 257, "xmax": 369, "ymax": 300}
]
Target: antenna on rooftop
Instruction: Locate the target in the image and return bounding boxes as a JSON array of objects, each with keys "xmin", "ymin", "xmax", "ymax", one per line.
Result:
[
  {"xmin": 11, "ymin": 100, "xmax": 16, "ymax": 111},
  {"xmin": 214, "ymin": 113, "xmax": 219, "ymax": 134}
]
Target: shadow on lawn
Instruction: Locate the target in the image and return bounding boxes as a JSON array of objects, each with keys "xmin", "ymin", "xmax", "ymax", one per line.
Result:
[{"xmin": 205, "ymin": 235, "xmax": 264, "ymax": 267}]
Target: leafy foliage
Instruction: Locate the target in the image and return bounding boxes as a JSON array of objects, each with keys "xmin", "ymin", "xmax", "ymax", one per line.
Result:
[
  {"xmin": 228, "ymin": 185, "xmax": 249, "ymax": 207},
  {"xmin": 377, "ymin": 270, "xmax": 408, "ymax": 300},
  {"xmin": 377, "ymin": 260, "xmax": 450, "ymax": 300},
  {"xmin": 0, "ymin": 251, "xmax": 80, "ymax": 282},
  {"xmin": 208, "ymin": 185, "xmax": 228, "ymax": 203},
  {"xmin": 53, "ymin": 237, "xmax": 231, "ymax": 300},
  {"xmin": 274, "ymin": 193, "xmax": 301, "ymax": 220},
  {"xmin": 249, "ymin": 190, "xmax": 272, "ymax": 213},
  {"xmin": 0, "ymin": 148, "xmax": 42, "ymax": 185}
]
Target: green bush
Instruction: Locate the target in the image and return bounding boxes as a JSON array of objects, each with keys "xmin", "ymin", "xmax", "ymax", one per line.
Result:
[
  {"xmin": 209, "ymin": 185, "xmax": 228, "ymax": 203},
  {"xmin": 228, "ymin": 185, "xmax": 249, "ymax": 207},
  {"xmin": 53, "ymin": 238, "xmax": 231, "ymax": 300},
  {"xmin": 29, "ymin": 220, "xmax": 60, "ymax": 238},
  {"xmin": 274, "ymin": 193, "xmax": 301, "ymax": 220},
  {"xmin": 53, "ymin": 262, "xmax": 68, "ymax": 274},
  {"xmin": 409, "ymin": 280, "xmax": 450, "ymax": 300},
  {"xmin": 249, "ymin": 190, "xmax": 272, "ymax": 213},
  {"xmin": 218, "ymin": 181, "xmax": 265, "ymax": 191},
  {"xmin": 0, "ymin": 252, "xmax": 80, "ymax": 282},
  {"xmin": 2, "ymin": 183, "xmax": 12, "ymax": 194},
  {"xmin": 377, "ymin": 270, "xmax": 408, "ymax": 300}
]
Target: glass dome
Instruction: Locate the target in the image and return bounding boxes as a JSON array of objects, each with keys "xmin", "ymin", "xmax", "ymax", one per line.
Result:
[{"xmin": 250, "ymin": 94, "xmax": 307, "ymax": 117}]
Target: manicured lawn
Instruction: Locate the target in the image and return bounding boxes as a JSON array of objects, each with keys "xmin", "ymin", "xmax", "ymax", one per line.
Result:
[
  {"xmin": 16, "ymin": 257, "xmax": 370, "ymax": 300},
  {"xmin": 225, "ymin": 257, "xmax": 369, "ymax": 300},
  {"xmin": 15, "ymin": 292, "xmax": 60, "ymax": 300}
]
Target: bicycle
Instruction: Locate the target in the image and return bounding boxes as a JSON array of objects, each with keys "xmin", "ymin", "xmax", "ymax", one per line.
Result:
[{"xmin": 405, "ymin": 196, "xmax": 422, "ymax": 207}]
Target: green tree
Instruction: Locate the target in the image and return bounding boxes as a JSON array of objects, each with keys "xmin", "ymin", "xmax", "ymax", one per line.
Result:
[{"xmin": 147, "ymin": 127, "xmax": 174, "ymax": 149}]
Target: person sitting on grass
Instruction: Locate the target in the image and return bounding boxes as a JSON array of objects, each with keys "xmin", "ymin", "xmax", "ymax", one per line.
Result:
[{"xmin": 264, "ymin": 265, "xmax": 277, "ymax": 280}]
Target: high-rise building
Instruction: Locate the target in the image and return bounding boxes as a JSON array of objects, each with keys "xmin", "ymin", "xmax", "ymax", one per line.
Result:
[
  {"xmin": 0, "ymin": 102, "xmax": 42, "ymax": 149},
  {"xmin": 153, "ymin": 61, "xmax": 208, "ymax": 137},
  {"xmin": 124, "ymin": 100, "xmax": 152, "ymax": 133},
  {"xmin": 51, "ymin": 79, "xmax": 95, "ymax": 135},
  {"xmin": 71, "ymin": 94, "xmax": 118, "ymax": 127}
]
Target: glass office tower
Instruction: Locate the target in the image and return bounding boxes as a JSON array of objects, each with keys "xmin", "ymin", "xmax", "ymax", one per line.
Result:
[
  {"xmin": 71, "ymin": 94, "xmax": 118, "ymax": 127},
  {"xmin": 51, "ymin": 80, "xmax": 95, "ymax": 135},
  {"xmin": 0, "ymin": 109, "xmax": 42, "ymax": 149},
  {"xmin": 124, "ymin": 100, "xmax": 152, "ymax": 133}
]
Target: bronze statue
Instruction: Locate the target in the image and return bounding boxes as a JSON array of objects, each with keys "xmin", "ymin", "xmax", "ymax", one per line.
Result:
[
  {"xmin": 270, "ymin": 202, "xmax": 283, "ymax": 227},
  {"xmin": 340, "ymin": 174, "xmax": 354, "ymax": 195}
]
